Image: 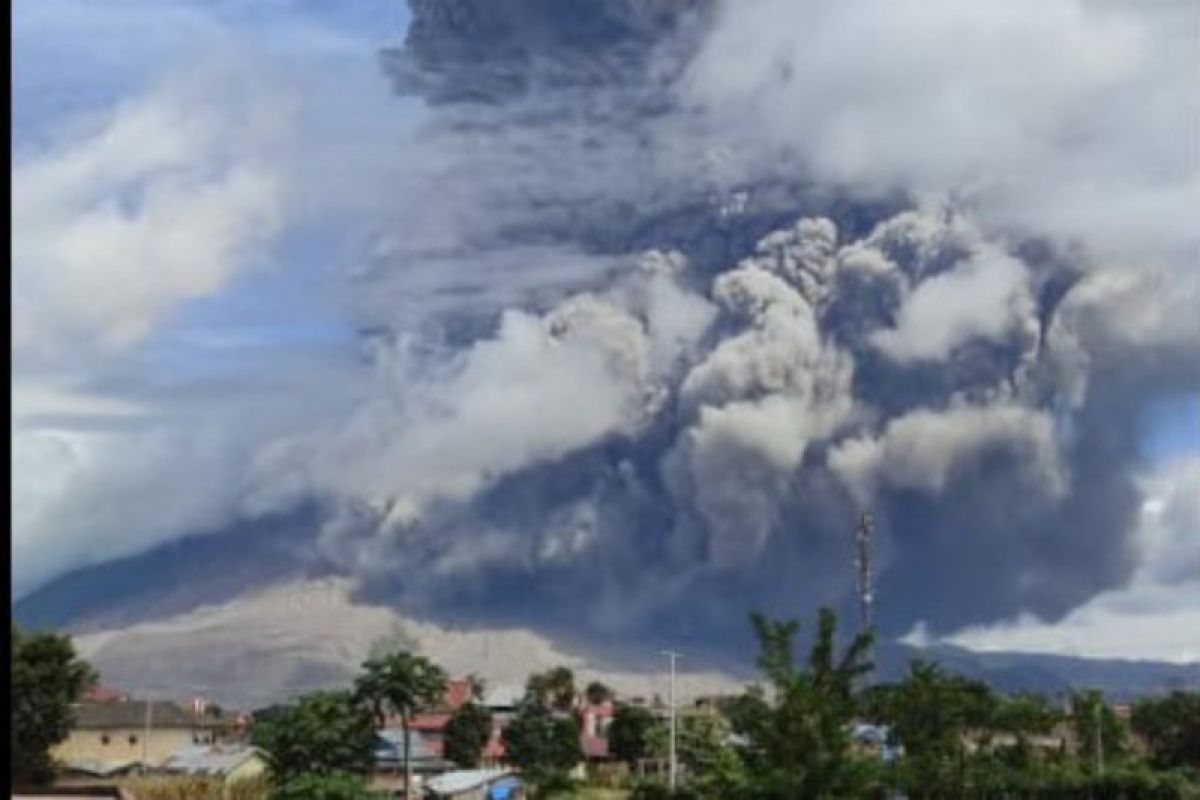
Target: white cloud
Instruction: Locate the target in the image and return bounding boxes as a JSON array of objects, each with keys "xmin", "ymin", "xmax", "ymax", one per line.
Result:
[
  {"xmin": 871, "ymin": 248, "xmax": 1035, "ymax": 363},
  {"xmin": 12, "ymin": 60, "xmax": 291, "ymax": 361},
  {"xmin": 684, "ymin": 0, "xmax": 1199, "ymax": 268},
  {"xmin": 830, "ymin": 403, "xmax": 1065, "ymax": 504}
]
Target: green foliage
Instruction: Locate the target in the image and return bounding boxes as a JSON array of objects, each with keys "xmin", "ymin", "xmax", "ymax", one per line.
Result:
[
  {"xmin": 272, "ymin": 772, "xmax": 383, "ymax": 800},
  {"xmin": 352, "ymin": 650, "xmax": 447, "ymax": 790},
  {"xmin": 353, "ymin": 651, "xmax": 448, "ymax": 725},
  {"xmin": 250, "ymin": 691, "xmax": 377, "ymax": 786},
  {"xmin": 503, "ymin": 705, "xmax": 583, "ymax": 796},
  {"xmin": 629, "ymin": 780, "xmax": 700, "ymax": 800},
  {"xmin": 1070, "ymin": 689, "xmax": 1129, "ymax": 765},
  {"xmin": 1132, "ymin": 692, "xmax": 1200, "ymax": 772},
  {"xmin": 867, "ymin": 660, "xmax": 998, "ymax": 799},
  {"xmin": 646, "ymin": 712, "xmax": 735, "ymax": 785},
  {"xmin": 720, "ymin": 606, "xmax": 875, "ymax": 799},
  {"xmin": 444, "ymin": 702, "xmax": 494, "ymax": 767},
  {"xmin": 608, "ymin": 704, "xmax": 657, "ymax": 765},
  {"xmin": 11, "ymin": 620, "xmax": 96, "ymax": 786},
  {"xmin": 585, "ymin": 681, "xmax": 613, "ymax": 706},
  {"xmin": 526, "ymin": 666, "xmax": 578, "ymax": 712}
]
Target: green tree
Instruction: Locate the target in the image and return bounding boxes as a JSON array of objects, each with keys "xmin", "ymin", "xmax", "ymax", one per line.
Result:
[
  {"xmin": 584, "ymin": 681, "xmax": 613, "ymax": 706},
  {"xmin": 1069, "ymin": 689, "xmax": 1128, "ymax": 768},
  {"xmin": 502, "ymin": 705, "xmax": 582, "ymax": 798},
  {"xmin": 869, "ymin": 660, "xmax": 997, "ymax": 799},
  {"xmin": 990, "ymin": 691, "xmax": 1061, "ymax": 768},
  {"xmin": 251, "ymin": 690, "xmax": 377, "ymax": 786},
  {"xmin": 443, "ymin": 702, "xmax": 493, "ymax": 768},
  {"xmin": 353, "ymin": 652, "xmax": 447, "ymax": 797},
  {"xmin": 723, "ymin": 607, "xmax": 874, "ymax": 799},
  {"xmin": 11, "ymin": 621, "xmax": 96, "ymax": 785},
  {"xmin": 1131, "ymin": 691, "xmax": 1200, "ymax": 771},
  {"xmin": 525, "ymin": 666, "xmax": 577, "ymax": 712},
  {"xmin": 609, "ymin": 704, "xmax": 657, "ymax": 766},
  {"xmin": 647, "ymin": 711, "xmax": 744, "ymax": 796}
]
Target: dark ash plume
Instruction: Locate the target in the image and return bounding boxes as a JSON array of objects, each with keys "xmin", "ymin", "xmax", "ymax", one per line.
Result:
[{"xmin": 240, "ymin": 0, "xmax": 1199, "ymax": 655}]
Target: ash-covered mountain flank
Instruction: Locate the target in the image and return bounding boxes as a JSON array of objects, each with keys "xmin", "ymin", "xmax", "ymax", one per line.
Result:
[{"xmin": 17, "ymin": 0, "xmax": 1199, "ymax": 682}]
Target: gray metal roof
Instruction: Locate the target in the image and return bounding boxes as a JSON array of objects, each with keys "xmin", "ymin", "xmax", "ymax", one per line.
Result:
[
  {"xmin": 480, "ymin": 684, "xmax": 524, "ymax": 709},
  {"xmin": 159, "ymin": 745, "xmax": 263, "ymax": 776},
  {"xmin": 375, "ymin": 729, "xmax": 447, "ymax": 764},
  {"xmin": 61, "ymin": 758, "xmax": 143, "ymax": 777},
  {"xmin": 426, "ymin": 769, "xmax": 512, "ymax": 796},
  {"xmin": 73, "ymin": 701, "xmax": 196, "ymax": 730}
]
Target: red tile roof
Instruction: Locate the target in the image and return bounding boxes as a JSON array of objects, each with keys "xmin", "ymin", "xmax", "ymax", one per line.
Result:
[
  {"xmin": 444, "ymin": 679, "xmax": 474, "ymax": 711},
  {"xmin": 83, "ymin": 686, "xmax": 129, "ymax": 704},
  {"xmin": 581, "ymin": 734, "xmax": 609, "ymax": 760}
]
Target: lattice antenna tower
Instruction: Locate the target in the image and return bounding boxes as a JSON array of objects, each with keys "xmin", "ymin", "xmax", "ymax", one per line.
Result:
[{"xmin": 855, "ymin": 511, "xmax": 875, "ymax": 636}]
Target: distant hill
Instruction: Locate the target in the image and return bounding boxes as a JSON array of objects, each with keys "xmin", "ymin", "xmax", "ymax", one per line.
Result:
[{"xmin": 15, "ymin": 525, "xmax": 1198, "ymax": 708}]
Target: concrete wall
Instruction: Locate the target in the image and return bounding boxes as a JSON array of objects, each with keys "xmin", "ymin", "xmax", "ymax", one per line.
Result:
[{"xmin": 53, "ymin": 728, "xmax": 196, "ymax": 767}]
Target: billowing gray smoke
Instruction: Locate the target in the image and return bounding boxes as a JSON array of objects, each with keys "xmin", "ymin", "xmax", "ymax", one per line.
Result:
[{"xmin": 244, "ymin": 0, "xmax": 1198, "ymax": 651}]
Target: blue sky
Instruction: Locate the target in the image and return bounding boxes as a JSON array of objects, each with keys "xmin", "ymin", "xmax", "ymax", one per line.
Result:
[{"xmin": 13, "ymin": 0, "xmax": 413, "ymax": 389}]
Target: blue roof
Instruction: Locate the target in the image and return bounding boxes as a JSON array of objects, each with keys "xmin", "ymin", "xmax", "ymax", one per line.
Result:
[{"xmin": 488, "ymin": 776, "xmax": 522, "ymax": 799}]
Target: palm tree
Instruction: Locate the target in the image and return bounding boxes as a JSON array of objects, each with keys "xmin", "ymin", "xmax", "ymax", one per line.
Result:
[
  {"xmin": 525, "ymin": 666, "xmax": 577, "ymax": 712},
  {"xmin": 354, "ymin": 652, "xmax": 447, "ymax": 799}
]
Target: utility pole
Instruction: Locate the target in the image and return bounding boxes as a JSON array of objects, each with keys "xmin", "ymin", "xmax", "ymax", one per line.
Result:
[
  {"xmin": 1094, "ymin": 702, "xmax": 1104, "ymax": 777},
  {"xmin": 661, "ymin": 650, "xmax": 680, "ymax": 792},
  {"xmin": 142, "ymin": 691, "xmax": 153, "ymax": 772}
]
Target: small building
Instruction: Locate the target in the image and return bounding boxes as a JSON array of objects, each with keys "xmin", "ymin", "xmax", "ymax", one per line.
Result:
[
  {"xmin": 157, "ymin": 744, "xmax": 267, "ymax": 785},
  {"xmin": 424, "ymin": 769, "xmax": 520, "ymax": 800},
  {"xmin": 52, "ymin": 700, "xmax": 230, "ymax": 772},
  {"xmin": 57, "ymin": 759, "xmax": 144, "ymax": 782},
  {"xmin": 371, "ymin": 729, "xmax": 458, "ymax": 795}
]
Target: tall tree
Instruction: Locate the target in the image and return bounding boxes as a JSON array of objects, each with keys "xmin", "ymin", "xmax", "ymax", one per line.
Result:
[
  {"xmin": 525, "ymin": 666, "xmax": 577, "ymax": 712},
  {"xmin": 444, "ymin": 702, "xmax": 494, "ymax": 768},
  {"xmin": 991, "ymin": 692, "xmax": 1061, "ymax": 768},
  {"xmin": 609, "ymin": 704, "xmax": 657, "ymax": 766},
  {"xmin": 353, "ymin": 652, "xmax": 448, "ymax": 798},
  {"xmin": 725, "ymin": 607, "xmax": 874, "ymax": 798},
  {"xmin": 11, "ymin": 621, "xmax": 96, "ymax": 786},
  {"xmin": 1131, "ymin": 691, "xmax": 1200, "ymax": 771},
  {"xmin": 875, "ymin": 660, "xmax": 995, "ymax": 799},
  {"xmin": 585, "ymin": 681, "xmax": 613, "ymax": 706},
  {"xmin": 1069, "ymin": 689, "xmax": 1128, "ymax": 768},
  {"xmin": 251, "ymin": 690, "xmax": 377, "ymax": 786},
  {"xmin": 502, "ymin": 704, "xmax": 583, "ymax": 799}
]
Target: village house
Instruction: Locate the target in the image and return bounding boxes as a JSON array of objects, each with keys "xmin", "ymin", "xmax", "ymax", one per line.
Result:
[
  {"xmin": 157, "ymin": 743, "xmax": 267, "ymax": 785},
  {"xmin": 52, "ymin": 697, "xmax": 239, "ymax": 775}
]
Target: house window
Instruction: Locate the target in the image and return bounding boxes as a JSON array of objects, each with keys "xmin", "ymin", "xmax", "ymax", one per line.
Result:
[
  {"xmin": 100, "ymin": 734, "xmax": 110, "ymax": 745},
  {"xmin": 128, "ymin": 735, "xmax": 138, "ymax": 745}
]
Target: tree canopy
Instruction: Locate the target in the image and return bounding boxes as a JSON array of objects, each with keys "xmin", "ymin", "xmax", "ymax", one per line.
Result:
[
  {"xmin": 250, "ymin": 690, "xmax": 377, "ymax": 785},
  {"xmin": 444, "ymin": 702, "xmax": 494, "ymax": 768},
  {"xmin": 609, "ymin": 703, "xmax": 657, "ymax": 765},
  {"xmin": 11, "ymin": 621, "xmax": 96, "ymax": 786},
  {"xmin": 502, "ymin": 704, "xmax": 583, "ymax": 797},
  {"xmin": 1132, "ymin": 691, "xmax": 1200, "ymax": 771}
]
